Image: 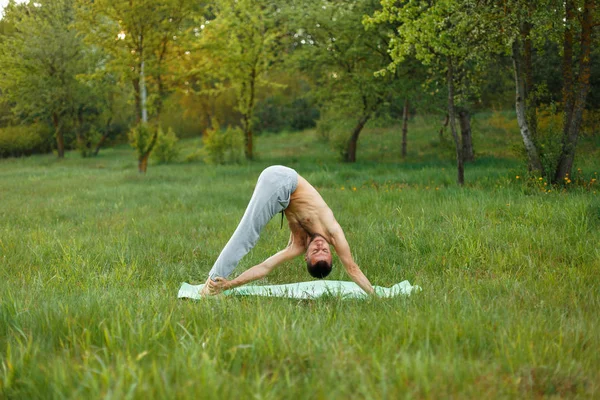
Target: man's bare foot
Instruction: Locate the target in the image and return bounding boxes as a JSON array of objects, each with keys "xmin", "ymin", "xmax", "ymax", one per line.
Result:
[{"xmin": 199, "ymin": 277, "xmax": 215, "ymax": 296}]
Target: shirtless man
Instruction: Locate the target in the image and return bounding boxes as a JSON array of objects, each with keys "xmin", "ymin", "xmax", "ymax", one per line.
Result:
[{"xmin": 201, "ymin": 165, "xmax": 374, "ymax": 295}]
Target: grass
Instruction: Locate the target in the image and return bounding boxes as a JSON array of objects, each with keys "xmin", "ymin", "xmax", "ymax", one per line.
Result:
[{"xmin": 1, "ymin": 113, "xmax": 599, "ymax": 398}]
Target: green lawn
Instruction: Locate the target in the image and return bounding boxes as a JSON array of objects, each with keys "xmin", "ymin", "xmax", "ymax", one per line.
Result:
[{"xmin": 1, "ymin": 116, "xmax": 599, "ymax": 398}]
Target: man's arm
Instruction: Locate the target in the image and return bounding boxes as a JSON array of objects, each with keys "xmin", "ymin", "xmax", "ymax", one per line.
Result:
[
  {"xmin": 207, "ymin": 235, "xmax": 304, "ymax": 294},
  {"xmin": 330, "ymin": 226, "xmax": 375, "ymax": 295}
]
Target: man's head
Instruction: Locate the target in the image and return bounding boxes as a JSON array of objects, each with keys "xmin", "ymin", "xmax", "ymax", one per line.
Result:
[{"xmin": 305, "ymin": 234, "xmax": 332, "ymax": 278}]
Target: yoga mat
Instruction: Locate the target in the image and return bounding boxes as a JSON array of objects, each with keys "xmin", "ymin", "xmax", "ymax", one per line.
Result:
[{"xmin": 178, "ymin": 280, "xmax": 421, "ymax": 300}]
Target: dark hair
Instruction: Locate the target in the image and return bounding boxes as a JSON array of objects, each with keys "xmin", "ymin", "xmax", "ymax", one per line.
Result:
[{"xmin": 306, "ymin": 260, "xmax": 332, "ymax": 279}]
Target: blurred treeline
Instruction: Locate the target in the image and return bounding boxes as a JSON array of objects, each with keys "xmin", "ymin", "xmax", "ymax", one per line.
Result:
[{"xmin": 0, "ymin": 0, "xmax": 598, "ymax": 182}]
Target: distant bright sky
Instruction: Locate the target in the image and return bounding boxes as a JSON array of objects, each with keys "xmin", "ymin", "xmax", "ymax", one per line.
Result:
[{"xmin": 0, "ymin": 0, "xmax": 27, "ymax": 18}]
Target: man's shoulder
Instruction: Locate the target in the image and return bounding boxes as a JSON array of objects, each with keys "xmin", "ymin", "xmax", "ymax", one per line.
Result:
[{"xmin": 326, "ymin": 219, "xmax": 344, "ymax": 240}]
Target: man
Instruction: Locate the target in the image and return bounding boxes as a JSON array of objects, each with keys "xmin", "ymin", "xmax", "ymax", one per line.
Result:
[{"xmin": 201, "ymin": 165, "xmax": 374, "ymax": 295}]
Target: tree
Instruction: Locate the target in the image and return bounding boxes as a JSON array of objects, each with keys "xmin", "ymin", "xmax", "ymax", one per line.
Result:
[
  {"xmin": 486, "ymin": 0, "xmax": 598, "ymax": 182},
  {"xmin": 198, "ymin": 0, "xmax": 285, "ymax": 160},
  {"xmin": 76, "ymin": 0, "xmax": 197, "ymax": 171},
  {"xmin": 293, "ymin": 0, "xmax": 403, "ymax": 162},
  {"xmin": 367, "ymin": 0, "xmax": 492, "ymax": 184},
  {"xmin": 85, "ymin": 70, "xmax": 135, "ymax": 157},
  {"xmin": 0, "ymin": 0, "xmax": 91, "ymax": 158},
  {"xmin": 554, "ymin": 0, "xmax": 596, "ymax": 182}
]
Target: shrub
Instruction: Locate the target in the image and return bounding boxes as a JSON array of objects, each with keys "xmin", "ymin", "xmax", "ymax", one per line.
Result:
[
  {"xmin": 200, "ymin": 120, "xmax": 244, "ymax": 164},
  {"xmin": 255, "ymin": 97, "xmax": 319, "ymax": 134},
  {"xmin": 76, "ymin": 127, "xmax": 101, "ymax": 158},
  {"xmin": 152, "ymin": 127, "xmax": 180, "ymax": 164},
  {"xmin": 0, "ymin": 123, "xmax": 53, "ymax": 158},
  {"xmin": 128, "ymin": 123, "xmax": 154, "ymax": 158},
  {"xmin": 536, "ymin": 103, "xmax": 564, "ymax": 179}
]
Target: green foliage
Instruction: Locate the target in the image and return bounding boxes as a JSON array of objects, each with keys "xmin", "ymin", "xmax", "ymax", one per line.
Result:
[
  {"xmin": 366, "ymin": 0, "xmax": 495, "ymax": 107},
  {"xmin": 0, "ymin": 124, "xmax": 53, "ymax": 157},
  {"xmin": 294, "ymin": 0, "xmax": 399, "ymax": 110},
  {"xmin": 152, "ymin": 127, "xmax": 180, "ymax": 164},
  {"xmin": 75, "ymin": 0, "xmax": 200, "ymax": 123},
  {"xmin": 128, "ymin": 124, "xmax": 155, "ymax": 158},
  {"xmin": 582, "ymin": 108, "xmax": 600, "ymax": 138},
  {"xmin": 254, "ymin": 97, "xmax": 319, "ymax": 134},
  {"xmin": 536, "ymin": 103, "xmax": 566, "ymax": 180},
  {"xmin": 76, "ymin": 126, "xmax": 101, "ymax": 158},
  {"xmin": 200, "ymin": 122, "xmax": 244, "ymax": 165},
  {"xmin": 197, "ymin": 0, "xmax": 286, "ymax": 158},
  {"xmin": 0, "ymin": 0, "xmax": 92, "ymax": 156},
  {"xmin": 316, "ymin": 109, "xmax": 355, "ymax": 158}
]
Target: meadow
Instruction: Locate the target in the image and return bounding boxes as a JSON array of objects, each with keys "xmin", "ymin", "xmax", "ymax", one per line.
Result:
[{"xmin": 1, "ymin": 114, "xmax": 599, "ymax": 399}]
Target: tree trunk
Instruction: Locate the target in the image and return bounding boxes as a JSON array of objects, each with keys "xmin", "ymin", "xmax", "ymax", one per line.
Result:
[
  {"xmin": 401, "ymin": 98, "xmax": 409, "ymax": 158},
  {"xmin": 93, "ymin": 133, "xmax": 109, "ymax": 157},
  {"xmin": 245, "ymin": 123, "xmax": 253, "ymax": 160},
  {"xmin": 155, "ymin": 39, "xmax": 168, "ymax": 123},
  {"xmin": 512, "ymin": 39, "xmax": 543, "ymax": 174},
  {"xmin": 52, "ymin": 112, "xmax": 64, "ymax": 159},
  {"xmin": 140, "ymin": 59, "xmax": 148, "ymax": 123},
  {"xmin": 245, "ymin": 68, "xmax": 257, "ymax": 160},
  {"xmin": 459, "ymin": 109, "xmax": 474, "ymax": 162},
  {"xmin": 344, "ymin": 114, "xmax": 370, "ymax": 163},
  {"xmin": 76, "ymin": 108, "xmax": 88, "ymax": 157},
  {"xmin": 439, "ymin": 114, "xmax": 449, "ymax": 140},
  {"xmin": 132, "ymin": 77, "xmax": 141, "ymax": 123},
  {"xmin": 523, "ymin": 21, "xmax": 537, "ymax": 139},
  {"xmin": 93, "ymin": 117, "xmax": 112, "ymax": 156},
  {"xmin": 138, "ymin": 127, "xmax": 159, "ymax": 173},
  {"xmin": 447, "ymin": 58, "xmax": 464, "ymax": 186},
  {"xmin": 138, "ymin": 154, "xmax": 149, "ymax": 173},
  {"xmin": 562, "ymin": 0, "xmax": 575, "ymax": 140},
  {"xmin": 554, "ymin": 0, "xmax": 595, "ymax": 183}
]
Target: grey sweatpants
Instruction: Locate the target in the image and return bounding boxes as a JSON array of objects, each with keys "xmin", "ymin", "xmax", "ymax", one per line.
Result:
[{"xmin": 208, "ymin": 166, "xmax": 298, "ymax": 279}]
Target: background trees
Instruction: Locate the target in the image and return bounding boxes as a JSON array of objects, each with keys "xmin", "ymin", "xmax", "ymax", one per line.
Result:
[
  {"xmin": 0, "ymin": 0, "xmax": 597, "ymax": 181},
  {"xmin": 0, "ymin": 0, "xmax": 92, "ymax": 158},
  {"xmin": 76, "ymin": 0, "xmax": 198, "ymax": 171},
  {"xmin": 292, "ymin": 0, "xmax": 409, "ymax": 163},
  {"xmin": 483, "ymin": 0, "xmax": 598, "ymax": 182},
  {"xmin": 366, "ymin": 0, "xmax": 496, "ymax": 184},
  {"xmin": 196, "ymin": 0, "xmax": 286, "ymax": 160}
]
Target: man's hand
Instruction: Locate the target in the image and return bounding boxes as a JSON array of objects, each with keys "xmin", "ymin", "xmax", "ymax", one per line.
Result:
[
  {"xmin": 200, "ymin": 277, "xmax": 229, "ymax": 296},
  {"xmin": 209, "ymin": 277, "xmax": 229, "ymax": 293}
]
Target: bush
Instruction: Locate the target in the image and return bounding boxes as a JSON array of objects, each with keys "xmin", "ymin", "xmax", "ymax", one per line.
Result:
[
  {"xmin": 199, "ymin": 120, "xmax": 244, "ymax": 164},
  {"xmin": 536, "ymin": 104, "xmax": 564, "ymax": 178},
  {"xmin": 128, "ymin": 123, "xmax": 154, "ymax": 158},
  {"xmin": 254, "ymin": 96, "xmax": 319, "ymax": 134},
  {"xmin": 0, "ymin": 123, "xmax": 53, "ymax": 158},
  {"xmin": 152, "ymin": 127, "xmax": 180, "ymax": 163},
  {"xmin": 76, "ymin": 127, "xmax": 101, "ymax": 158}
]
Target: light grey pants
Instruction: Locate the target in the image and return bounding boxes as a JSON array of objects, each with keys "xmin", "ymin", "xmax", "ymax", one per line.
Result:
[{"xmin": 209, "ymin": 166, "xmax": 298, "ymax": 279}]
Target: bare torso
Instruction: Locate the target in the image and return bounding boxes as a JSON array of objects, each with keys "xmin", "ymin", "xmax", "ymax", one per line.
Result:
[{"xmin": 284, "ymin": 174, "xmax": 340, "ymax": 249}]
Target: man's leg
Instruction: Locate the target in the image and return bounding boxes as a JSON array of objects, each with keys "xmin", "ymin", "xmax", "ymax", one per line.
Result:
[{"xmin": 208, "ymin": 167, "xmax": 295, "ymax": 280}]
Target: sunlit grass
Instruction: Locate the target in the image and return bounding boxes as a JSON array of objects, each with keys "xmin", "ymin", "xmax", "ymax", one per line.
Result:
[{"xmin": 1, "ymin": 116, "xmax": 599, "ymax": 398}]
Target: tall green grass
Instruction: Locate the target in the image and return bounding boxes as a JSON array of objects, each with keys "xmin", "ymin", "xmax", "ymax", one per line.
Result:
[{"xmin": 1, "ymin": 116, "xmax": 599, "ymax": 398}]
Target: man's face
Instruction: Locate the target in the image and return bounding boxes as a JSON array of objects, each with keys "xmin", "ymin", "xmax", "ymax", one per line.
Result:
[{"xmin": 305, "ymin": 235, "xmax": 332, "ymax": 265}]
